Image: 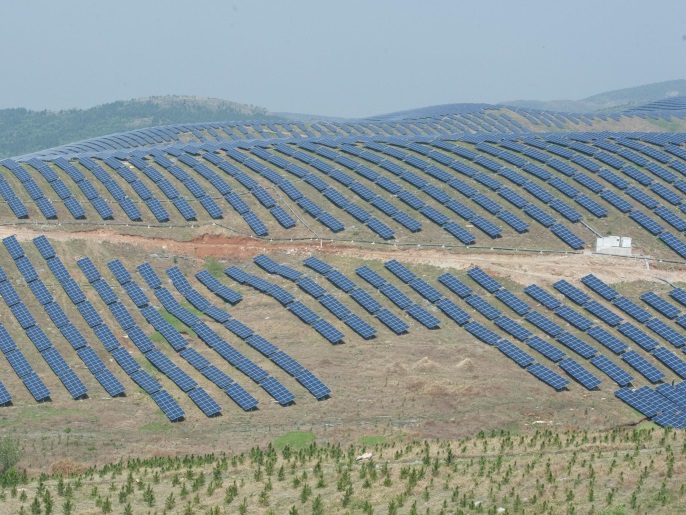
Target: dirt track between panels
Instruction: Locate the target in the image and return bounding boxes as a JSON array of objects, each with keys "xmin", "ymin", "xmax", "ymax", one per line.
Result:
[{"xmin": 1, "ymin": 225, "xmax": 684, "ymax": 287}]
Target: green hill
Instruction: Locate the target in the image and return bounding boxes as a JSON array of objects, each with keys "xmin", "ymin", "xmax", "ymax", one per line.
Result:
[
  {"xmin": 0, "ymin": 96, "xmax": 283, "ymax": 158},
  {"xmin": 501, "ymin": 79, "xmax": 686, "ymax": 113}
]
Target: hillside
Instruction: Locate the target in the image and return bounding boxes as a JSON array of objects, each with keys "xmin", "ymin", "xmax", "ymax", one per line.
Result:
[
  {"xmin": 501, "ymin": 79, "xmax": 686, "ymax": 113},
  {"xmin": 0, "ymin": 96, "xmax": 282, "ymax": 159}
]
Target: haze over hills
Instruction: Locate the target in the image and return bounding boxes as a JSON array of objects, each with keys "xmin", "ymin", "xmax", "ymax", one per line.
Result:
[
  {"xmin": 2, "ymin": 80, "xmax": 686, "ymax": 159},
  {"xmin": 500, "ymin": 79, "xmax": 686, "ymax": 113},
  {"xmin": 0, "ymin": 96, "xmax": 283, "ymax": 159}
]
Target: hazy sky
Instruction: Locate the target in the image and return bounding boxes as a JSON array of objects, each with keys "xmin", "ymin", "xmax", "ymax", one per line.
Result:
[{"xmin": 1, "ymin": 0, "xmax": 684, "ymax": 117}]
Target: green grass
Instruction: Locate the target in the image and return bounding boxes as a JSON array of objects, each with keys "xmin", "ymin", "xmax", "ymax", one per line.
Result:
[
  {"xmin": 273, "ymin": 431, "xmax": 316, "ymax": 451},
  {"xmin": 205, "ymin": 257, "xmax": 225, "ymax": 278},
  {"xmin": 358, "ymin": 436, "xmax": 387, "ymax": 446}
]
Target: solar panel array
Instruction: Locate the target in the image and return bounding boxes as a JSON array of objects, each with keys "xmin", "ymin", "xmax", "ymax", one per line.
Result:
[{"xmin": 162, "ymin": 264, "xmax": 329, "ymax": 400}]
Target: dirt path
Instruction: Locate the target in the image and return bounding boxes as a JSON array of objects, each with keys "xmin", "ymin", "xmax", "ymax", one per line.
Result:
[{"xmin": 2, "ymin": 225, "xmax": 684, "ymax": 286}]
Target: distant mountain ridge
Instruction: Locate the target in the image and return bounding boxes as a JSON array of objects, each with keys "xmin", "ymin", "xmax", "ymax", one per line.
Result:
[
  {"xmin": 500, "ymin": 79, "xmax": 686, "ymax": 113},
  {"xmin": 0, "ymin": 96, "xmax": 283, "ymax": 158}
]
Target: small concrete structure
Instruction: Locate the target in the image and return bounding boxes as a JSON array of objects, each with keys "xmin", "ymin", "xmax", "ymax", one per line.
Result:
[{"xmin": 596, "ymin": 236, "xmax": 632, "ymax": 256}]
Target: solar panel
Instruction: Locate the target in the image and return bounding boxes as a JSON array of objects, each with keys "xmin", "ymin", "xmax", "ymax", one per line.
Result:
[
  {"xmin": 524, "ymin": 284, "xmax": 561, "ymax": 310},
  {"xmin": 465, "ymin": 295, "xmax": 501, "ymax": 320},
  {"xmin": 311, "ymin": 318, "xmax": 344, "ymax": 343},
  {"xmin": 166, "ymin": 367, "xmax": 198, "ymax": 392},
  {"xmin": 15, "ymin": 257, "xmax": 38, "ymax": 283},
  {"xmin": 270, "ymin": 206, "xmax": 296, "ymax": 228},
  {"xmin": 188, "ymin": 387, "xmax": 222, "ymax": 417},
  {"xmin": 555, "ymin": 305, "xmax": 593, "ymax": 331},
  {"xmin": 581, "ymin": 300, "xmax": 622, "ymax": 326},
  {"xmin": 94, "ymin": 368, "xmax": 126, "ymax": 397},
  {"xmin": 463, "ymin": 321, "xmax": 500, "ymax": 344},
  {"xmin": 641, "ymin": 292, "xmax": 681, "ymax": 319},
  {"xmin": 615, "ymin": 387, "xmax": 661, "ymax": 418},
  {"xmin": 257, "ymin": 376, "xmax": 294, "ymax": 405},
  {"xmin": 669, "ymin": 288, "xmax": 686, "ymax": 308},
  {"xmin": 655, "ymin": 383, "xmax": 686, "ymax": 412},
  {"xmin": 130, "ymin": 369, "xmax": 162, "ymax": 394},
  {"xmin": 495, "ymin": 316, "xmax": 533, "ymax": 341},
  {"xmin": 77, "ymin": 300, "xmax": 103, "ymax": 328},
  {"xmin": 384, "ymin": 260, "xmax": 416, "ymax": 283},
  {"xmin": 2, "ymin": 236, "xmax": 25, "ymax": 260},
  {"xmin": 609, "ymin": 296, "xmax": 651, "ymax": 323},
  {"xmin": 344, "ymin": 313, "xmax": 377, "ymax": 339},
  {"xmin": 527, "ymin": 363, "xmax": 569, "ymax": 390},
  {"xmin": 555, "ymin": 332, "xmax": 597, "ymax": 358},
  {"xmin": 622, "ymin": 350, "xmax": 665, "ymax": 383},
  {"xmin": 303, "ymin": 256, "xmax": 332, "ymax": 274},
  {"xmin": 652, "ymin": 347, "xmax": 686, "ymax": 379},
  {"xmin": 437, "ymin": 273, "xmax": 473, "ymax": 298},
  {"xmin": 111, "ymin": 346, "xmax": 141, "ymax": 375},
  {"xmin": 10, "ymin": 303, "xmax": 36, "ymax": 329},
  {"xmin": 355, "ymin": 266, "xmax": 387, "ymax": 288},
  {"xmin": 496, "ymin": 339, "xmax": 535, "ymax": 367},
  {"xmin": 348, "ymin": 288, "xmax": 382, "ymax": 314},
  {"xmin": 494, "ymin": 289, "xmax": 531, "ymax": 316},
  {"xmin": 222, "ymin": 381, "xmax": 257, "ymax": 410},
  {"xmin": 524, "ymin": 311, "xmax": 564, "ymax": 336},
  {"xmin": 617, "ymin": 323, "xmax": 660, "ymax": 351},
  {"xmin": 108, "ymin": 260, "xmax": 132, "ymax": 284},
  {"xmin": 589, "ymin": 354, "xmax": 633, "ymax": 386},
  {"xmin": 287, "ymin": 301, "xmax": 320, "ymax": 324},
  {"xmin": 223, "ymin": 318, "xmax": 254, "ymax": 339},
  {"xmin": 580, "ymin": 274, "xmax": 619, "ymax": 301},
  {"xmin": 295, "ymin": 369, "xmax": 331, "ymax": 399},
  {"xmin": 326, "ymin": 270, "xmax": 357, "ymax": 292},
  {"xmin": 553, "ymin": 280, "xmax": 590, "ymax": 305},
  {"xmin": 151, "ymin": 390, "xmax": 185, "ymax": 421},
  {"xmin": 76, "ymin": 346, "xmax": 106, "ymax": 374},
  {"xmin": 93, "ymin": 324, "xmax": 121, "ymax": 352},
  {"xmin": 629, "ymin": 210, "xmax": 664, "ymax": 235},
  {"xmin": 430, "ymin": 297, "xmax": 468, "ymax": 326},
  {"xmin": 319, "ymin": 294, "xmax": 351, "ymax": 319},
  {"xmin": 22, "ymin": 372, "xmax": 51, "ymax": 401},
  {"xmin": 586, "ymin": 325, "xmax": 628, "ymax": 354},
  {"xmin": 522, "ymin": 336, "xmax": 564, "ymax": 362},
  {"xmin": 274, "ymin": 265, "xmax": 302, "ymax": 281},
  {"xmin": 33, "ymin": 235, "xmax": 56, "ymax": 259},
  {"xmin": 377, "ymin": 283, "xmax": 412, "ymax": 309},
  {"xmin": 645, "ymin": 318, "xmax": 686, "ymax": 347},
  {"xmin": 270, "ymin": 350, "xmax": 305, "ymax": 376},
  {"xmin": 559, "ymin": 358, "xmax": 601, "ymax": 390},
  {"xmin": 407, "ymin": 278, "xmax": 441, "ymax": 303},
  {"xmin": 296, "ymin": 276, "xmax": 327, "ymax": 299}
]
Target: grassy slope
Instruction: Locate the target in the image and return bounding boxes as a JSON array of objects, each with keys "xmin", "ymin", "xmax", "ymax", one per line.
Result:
[
  {"xmin": 500, "ymin": 79, "xmax": 686, "ymax": 113},
  {"xmin": 0, "ymin": 96, "xmax": 283, "ymax": 158},
  {"xmin": 1, "ymin": 427, "xmax": 684, "ymax": 514}
]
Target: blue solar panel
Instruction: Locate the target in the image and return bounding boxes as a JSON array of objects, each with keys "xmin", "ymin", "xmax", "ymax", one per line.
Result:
[
  {"xmin": 645, "ymin": 318, "xmax": 686, "ymax": 347},
  {"xmin": 559, "ymin": 358, "xmax": 601, "ymax": 390},
  {"xmin": 384, "ymin": 260, "xmax": 416, "ymax": 283},
  {"xmin": 130, "ymin": 369, "xmax": 162, "ymax": 394},
  {"xmin": 495, "ymin": 316, "xmax": 533, "ymax": 341},
  {"xmin": 586, "ymin": 325, "xmax": 628, "ymax": 354},
  {"xmin": 555, "ymin": 305, "xmax": 593, "ymax": 331},
  {"xmin": 303, "ymin": 256, "xmax": 332, "ymax": 274},
  {"xmin": 652, "ymin": 347, "xmax": 686, "ymax": 379},
  {"xmin": 2, "ymin": 236, "xmax": 24, "ymax": 260},
  {"xmin": 111, "ymin": 346, "xmax": 142, "ymax": 375},
  {"xmin": 288, "ymin": 301, "xmax": 320, "ymax": 324},
  {"xmin": 377, "ymin": 283, "xmax": 412, "ymax": 309},
  {"xmin": 22, "ymin": 372, "xmax": 51, "ymax": 401},
  {"xmin": 522, "ymin": 336, "xmax": 563, "ymax": 362},
  {"xmin": 355, "ymin": 266, "xmax": 387, "ymax": 288},
  {"xmin": 465, "ymin": 295, "xmax": 502, "ymax": 320},
  {"xmin": 295, "ymin": 276, "xmax": 327, "ymax": 299},
  {"xmin": 494, "ymin": 289, "xmax": 531, "ymax": 316},
  {"xmin": 76, "ymin": 346, "xmax": 106, "ymax": 374},
  {"xmin": 622, "ymin": 350, "xmax": 665, "ymax": 383},
  {"xmin": 553, "ymin": 280, "xmax": 590, "ymax": 305},
  {"xmin": 556, "ymin": 332, "xmax": 597, "ymax": 358},
  {"xmin": 524, "ymin": 284, "xmax": 561, "ymax": 310},
  {"xmin": 589, "ymin": 354, "xmax": 633, "ymax": 386},
  {"xmin": 108, "ymin": 260, "xmax": 132, "ymax": 284},
  {"xmin": 296, "ymin": 369, "xmax": 331, "ymax": 399},
  {"xmin": 525, "ymin": 311, "xmax": 564, "ymax": 336},
  {"xmin": 527, "ymin": 363, "xmax": 569, "ymax": 390},
  {"xmin": 437, "ymin": 273, "xmax": 473, "ymax": 298},
  {"xmin": 367, "ymin": 217, "xmax": 395, "ymax": 240},
  {"xmin": 344, "ymin": 288, "xmax": 381, "ymax": 314},
  {"xmin": 617, "ymin": 323, "xmax": 660, "ymax": 351},
  {"xmin": 641, "ymin": 292, "xmax": 681, "ymax": 319},
  {"xmin": 326, "ymin": 270, "xmax": 357, "ymax": 292},
  {"xmin": 312, "ymin": 318, "xmax": 344, "ymax": 343},
  {"xmin": 435, "ymin": 297, "xmax": 470, "ymax": 326},
  {"xmin": 268, "ymin": 351, "xmax": 304, "ymax": 377},
  {"xmin": 463, "ymin": 321, "xmax": 500, "ymax": 344},
  {"xmin": 496, "ymin": 339, "xmax": 535, "ymax": 367},
  {"xmin": 408, "ymin": 278, "xmax": 443, "ymax": 303},
  {"xmin": 583, "ymin": 300, "xmax": 623, "ymax": 326},
  {"xmin": 259, "ymin": 376, "xmax": 296, "ymax": 405},
  {"xmin": 10, "ymin": 303, "xmax": 36, "ymax": 329},
  {"xmin": 151, "ymin": 390, "xmax": 185, "ymax": 421},
  {"xmin": 580, "ymin": 274, "xmax": 619, "ymax": 301},
  {"xmin": 611, "ymin": 296, "xmax": 652, "ymax": 323},
  {"xmin": 33, "ymin": 235, "xmax": 56, "ymax": 259},
  {"xmin": 94, "ymin": 368, "xmax": 125, "ymax": 397},
  {"xmin": 344, "ymin": 313, "xmax": 377, "ymax": 339}
]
